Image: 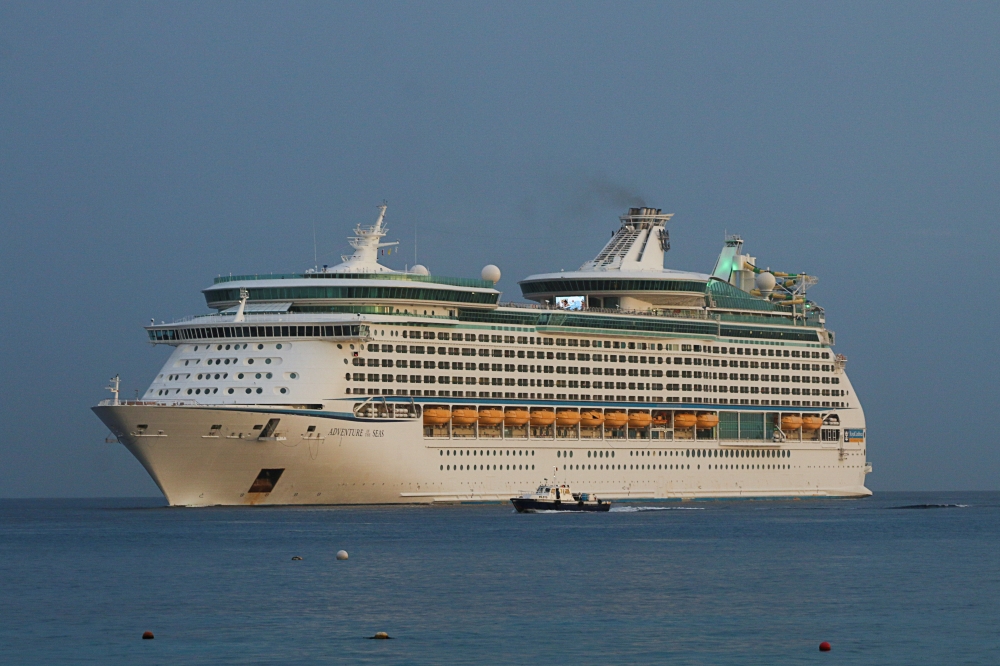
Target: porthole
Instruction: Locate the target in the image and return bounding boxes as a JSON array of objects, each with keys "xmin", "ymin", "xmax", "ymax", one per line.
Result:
[
  {"xmin": 247, "ymin": 359, "xmax": 254, "ymax": 365},
  {"xmin": 225, "ymin": 344, "xmax": 231, "ymax": 350},
  {"xmin": 197, "ymin": 374, "xmax": 202, "ymax": 380},
  {"xmin": 343, "ymin": 359, "xmax": 348, "ymax": 364},
  {"xmin": 266, "ymin": 373, "xmax": 272, "ymax": 379},
  {"xmin": 265, "ymin": 358, "xmax": 271, "ymax": 364},
  {"xmin": 245, "ymin": 389, "xmax": 252, "ymax": 394},
  {"xmin": 187, "ymin": 389, "xmax": 192, "ymax": 394},
  {"xmin": 256, "ymin": 373, "xmax": 262, "ymax": 379},
  {"xmin": 194, "ymin": 346, "xmax": 199, "ymax": 351},
  {"xmin": 227, "ymin": 388, "xmax": 234, "ymax": 394},
  {"xmin": 290, "ymin": 373, "xmax": 298, "ymax": 379},
  {"xmin": 336, "ymin": 344, "xmax": 341, "ymax": 349},
  {"xmin": 195, "ymin": 389, "xmax": 201, "ymax": 394},
  {"xmin": 257, "ymin": 344, "xmax": 264, "ymax": 350},
  {"xmin": 279, "ymin": 388, "xmax": 287, "ymax": 394},
  {"xmin": 216, "ymin": 345, "xmax": 222, "ymax": 350},
  {"xmin": 213, "ymin": 388, "xmax": 218, "ymax": 394},
  {"xmin": 237, "ymin": 373, "xmax": 244, "ymax": 379},
  {"xmin": 256, "ymin": 388, "xmax": 263, "ymax": 394},
  {"xmin": 277, "ymin": 344, "xmax": 283, "ymax": 350},
  {"xmin": 224, "ymin": 359, "xmax": 230, "ymax": 365},
  {"xmin": 440, "ymin": 451, "xmax": 443, "ymax": 456}
]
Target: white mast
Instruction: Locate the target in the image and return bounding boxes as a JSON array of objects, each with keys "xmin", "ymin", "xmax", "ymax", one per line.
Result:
[
  {"xmin": 233, "ymin": 287, "xmax": 249, "ymax": 322},
  {"xmin": 105, "ymin": 375, "xmax": 120, "ymax": 406},
  {"xmin": 325, "ymin": 204, "xmax": 401, "ymax": 274}
]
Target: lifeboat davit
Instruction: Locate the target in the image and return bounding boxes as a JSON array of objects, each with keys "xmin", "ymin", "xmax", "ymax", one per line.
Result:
[
  {"xmin": 674, "ymin": 413, "xmax": 698, "ymax": 428},
  {"xmin": 652, "ymin": 412, "xmax": 671, "ymax": 427},
  {"xmin": 628, "ymin": 411, "xmax": 652, "ymax": 428},
  {"xmin": 451, "ymin": 407, "xmax": 479, "ymax": 425},
  {"xmin": 604, "ymin": 411, "xmax": 628, "ymax": 428},
  {"xmin": 801, "ymin": 415, "xmax": 823, "ymax": 431},
  {"xmin": 556, "ymin": 410, "xmax": 581, "ymax": 427},
  {"xmin": 503, "ymin": 408, "xmax": 529, "ymax": 426},
  {"xmin": 696, "ymin": 412, "xmax": 719, "ymax": 429},
  {"xmin": 781, "ymin": 415, "xmax": 803, "ymax": 431},
  {"xmin": 478, "ymin": 408, "xmax": 504, "ymax": 426},
  {"xmin": 580, "ymin": 410, "xmax": 606, "ymax": 427},
  {"xmin": 422, "ymin": 407, "xmax": 451, "ymax": 426},
  {"xmin": 529, "ymin": 409, "xmax": 556, "ymax": 426}
]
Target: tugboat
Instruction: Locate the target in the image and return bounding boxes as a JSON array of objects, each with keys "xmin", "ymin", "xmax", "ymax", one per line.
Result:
[{"xmin": 511, "ymin": 473, "xmax": 610, "ymax": 513}]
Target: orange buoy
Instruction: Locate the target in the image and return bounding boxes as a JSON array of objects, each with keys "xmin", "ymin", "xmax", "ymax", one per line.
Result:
[
  {"xmin": 819, "ymin": 641, "xmax": 831, "ymax": 651},
  {"xmin": 801, "ymin": 415, "xmax": 823, "ymax": 431},
  {"xmin": 556, "ymin": 410, "xmax": 581, "ymax": 427},
  {"xmin": 529, "ymin": 409, "xmax": 556, "ymax": 426},
  {"xmin": 142, "ymin": 631, "xmax": 154, "ymax": 640},
  {"xmin": 696, "ymin": 412, "xmax": 719, "ymax": 429},
  {"xmin": 628, "ymin": 411, "xmax": 652, "ymax": 428},
  {"xmin": 580, "ymin": 410, "xmax": 605, "ymax": 427},
  {"xmin": 781, "ymin": 415, "xmax": 803, "ymax": 431},
  {"xmin": 503, "ymin": 408, "xmax": 529, "ymax": 426},
  {"xmin": 422, "ymin": 407, "xmax": 451, "ymax": 426},
  {"xmin": 451, "ymin": 407, "xmax": 478, "ymax": 425},
  {"xmin": 674, "ymin": 412, "xmax": 697, "ymax": 428},
  {"xmin": 477, "ymin": 407, "xmax": 504, "ymax": 426},
  {"xmin": 604, "ymin": 410, "xmax": 628, "ymax": 428}
]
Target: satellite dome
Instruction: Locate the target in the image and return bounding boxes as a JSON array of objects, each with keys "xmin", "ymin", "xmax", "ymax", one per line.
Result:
[
  {"xmin": 755, "ymin": 271, "xmax": 776, "ymax": 295},
  {"xmin": 481, "ymin": 264, "xmax": 501, "ymax": 284},
  {"xmin": 410, "ymin": 264, "xmax": 429, "ymax": 276}
]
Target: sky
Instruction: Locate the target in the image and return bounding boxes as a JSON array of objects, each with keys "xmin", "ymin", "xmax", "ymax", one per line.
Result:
[{"xmin": 1, "ymin": 1, "xmax": 998, "ymax": 496}]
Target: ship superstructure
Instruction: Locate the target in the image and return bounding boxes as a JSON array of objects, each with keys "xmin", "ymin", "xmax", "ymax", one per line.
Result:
[{"xmin": 93, "ymin": 206, "xmax": 870, "ymax": 505}]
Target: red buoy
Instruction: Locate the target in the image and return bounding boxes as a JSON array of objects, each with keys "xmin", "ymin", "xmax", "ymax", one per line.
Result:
[
  {"xmin": 819, "ymin": 641, "xmax": 831, "ymax": 652},
  {"xmin": 142, "ymin": 631, "xmax": 154, "ymax": 640}
]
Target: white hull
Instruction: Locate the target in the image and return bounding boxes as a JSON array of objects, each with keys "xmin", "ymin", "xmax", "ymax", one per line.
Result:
[{"xmin": 94, "ymin": 403, "xmax": 871, "ymax": 506}]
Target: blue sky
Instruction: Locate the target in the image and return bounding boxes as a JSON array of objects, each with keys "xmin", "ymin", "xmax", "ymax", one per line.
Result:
[{"xmin": 1, "ymin": 2, "xmax": 997, "ymax": 495}]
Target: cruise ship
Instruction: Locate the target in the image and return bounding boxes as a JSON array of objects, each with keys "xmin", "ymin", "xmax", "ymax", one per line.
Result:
[{"xmin": 93, "ymin": 205, "xmax": 871, "ymax": 505}]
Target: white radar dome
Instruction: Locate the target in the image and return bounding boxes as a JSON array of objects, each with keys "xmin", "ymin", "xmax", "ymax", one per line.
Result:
[
  {"xmin": 755, "ymin": 271, "xmax": 776, "ymax": 295},
  {"xmin": 481, "ymin": 264, "xmax": 501, "ymax": 284},
  {"xmin": 410, "ymin": 264, "xmax": 430, "ymax": 276}
]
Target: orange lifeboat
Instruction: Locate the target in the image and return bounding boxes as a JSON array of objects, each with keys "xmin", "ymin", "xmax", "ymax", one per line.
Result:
[
  {"xmin": 503, "ymin": 408, "xmax": 529, "ymax": 426},
  {"xmin": 781, "ymin": 415, "xmax": 803, "ymax": 431},
  {"xmin": 529, "ymin": 409, "xmax": 556, "ymax": 426},
  {"xmin": 628, "ymin": 411, "xmax": 652, "ymax": 428},
  {"xmin": 556, "ymin": 410, "xmax": 581, "ymax": 427},
  {"xmin": 674, "ymin": 412, "xmax": 698, "ymax": 428},
  {"xmin": 604, "ymin": 411, "xmax": 628, "ymax": 428},
  {"xmin": 652, "ymin": 411, "xmax": 671, "ymax": 427},
  {"xmin": 422, "ymin": 407, "xmax": 451, "ymax": 426},
  {"xmin": 696, "ymin": 412, "xmax": 719, "ymax": 429},
  {"xmin": 451, "ymin": 407, "xmax": 479, "ymax": 425},
  {"xmin": 580, "ymin": 410, "xmax": 606, "ymax": 427},
  {"xmin": 478, "ymin": 408, "xmax": 504, "ymax": 426},
  {"xmin": 801, "ymin": 415, "xmax": 823, "ymax": 431}
]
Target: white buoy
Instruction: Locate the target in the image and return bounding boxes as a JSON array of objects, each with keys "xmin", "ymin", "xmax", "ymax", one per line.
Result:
[
  {"xmin": 481, "ymin": 264, "xmax": 501, "ymax": 284},
  {"xmin": 336, "ymin": 550, "xmax": 349, "ymax": 560}
]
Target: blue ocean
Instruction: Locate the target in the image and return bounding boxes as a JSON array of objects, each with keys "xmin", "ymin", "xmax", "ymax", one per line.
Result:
[{"xmin": 2, "ymin": 493, "xmax": 997, "ymax": 665}]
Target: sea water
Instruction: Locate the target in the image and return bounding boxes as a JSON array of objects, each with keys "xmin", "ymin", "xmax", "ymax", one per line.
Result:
[{"xmin": 1, "ymin": 492, "xmax": 998, "ymax": 665}]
